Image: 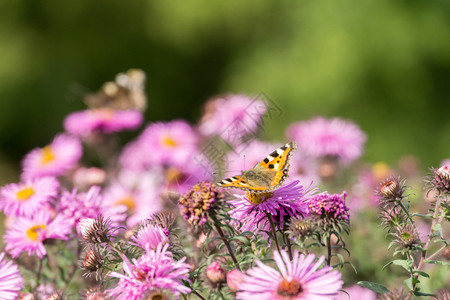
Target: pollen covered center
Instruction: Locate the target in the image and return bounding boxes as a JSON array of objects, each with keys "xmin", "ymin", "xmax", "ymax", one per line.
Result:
[
  {"xmin": 246, "ymin": 191, "xmax": 273, "ymax": 205},
  {"xmin": 162, "ymin": 136, "xmax": 177, "ymax": 148},
  {"xmin": 16, "ymin": 186, "xmax": 35, "ymax": 200},
  {"xmin": 277, "ymin": 278, "xmax": 303, "ymax": 297},
  {"xmin": 40, "ymin": 146, "xmax": 55, "ymax": 164},
  {"xmin": 26, "ymin": 224, "xmax": 47, "ymax": 241}
]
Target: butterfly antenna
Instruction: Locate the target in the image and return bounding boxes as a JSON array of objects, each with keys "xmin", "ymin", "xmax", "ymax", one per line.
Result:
[{"xmin": 243, "ymin": 154, "xmax": 246, "ymax": 171}]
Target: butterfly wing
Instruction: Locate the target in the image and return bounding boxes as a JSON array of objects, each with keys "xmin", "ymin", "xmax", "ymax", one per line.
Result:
[
  {"xmin": 256, "ymin": 141, "xmax": 297, "ymax": 190},
  {"xmin": 216, "ymin": 141, "xmax": 297, "ymax": 193},
  {"xmin": 216, "ymin": 175, "xmax": 269, "ymax": 192}
]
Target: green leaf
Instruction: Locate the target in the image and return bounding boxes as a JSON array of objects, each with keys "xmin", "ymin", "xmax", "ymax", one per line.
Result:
[
  {"xmin": 392, "ymin": 259, "xmax": 412, "ymax": 272},
  {"xmin": 414, "ymin": 291, "xmax": 437, "ymax": 298},
  {"xmin": 382, "ymin": 261, "xmax": 393, "ymax": 270},
  {"xmin": 404, "ymin": 277, "xmax": 413, "ymax": 290},
  {"xmin": 357, "ymin": 281, "xmax": 390, "ymax": 294},
  {"xmin": 413, "ymin": 270, "xmax": 430, "ymax": 278},
  {"xmin": 411, "ymin": 213, "xmax": 433, "ymax": 218},
  {"xmin": 424, "ymin": 259, "xmax": 450, "ymax": 266}
]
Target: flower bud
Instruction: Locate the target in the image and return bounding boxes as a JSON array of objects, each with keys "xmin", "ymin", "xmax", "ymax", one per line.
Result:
[
  {"xmin": 226, "ymin": 269, "xmax": 244, "ymax": 292},
  {"xmin": 206, "ymin": 262, "xmax": 226, "ymax": 285},
  {"xmin": 433, "ymin": 166, "xmax": 450, "ymax": 193},
  {"xmin": 78, "ymin": 215, "xmax": 112, "ymax": 244},
  {"xmin": 19, "ymin": 294, "xmax": 35, "ymax": 300},
  {"xmin": 376, "ymin": 176, "xmax": 406, "ymax": 203},
  {"xmin": 81, "ymin": 247, "xmax": 103, "ymax": 276}
]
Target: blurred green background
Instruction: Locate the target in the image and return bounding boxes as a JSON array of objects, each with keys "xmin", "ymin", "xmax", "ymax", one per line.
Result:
[{"xmin": 0, "ymin": 0, "xmax": 449, "ymax": 183}]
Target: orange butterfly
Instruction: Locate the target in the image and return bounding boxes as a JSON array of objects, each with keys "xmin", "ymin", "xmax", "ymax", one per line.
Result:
[{"xmin": 216, "ymin": 142, "xmax": 297, "ymax": 193}]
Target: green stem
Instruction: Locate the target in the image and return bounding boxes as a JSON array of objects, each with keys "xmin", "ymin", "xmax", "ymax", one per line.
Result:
[
  {"xmin": 326, "ymin": 234, "xmax": 332, "ymax": 266},
  {"xmin": 192, "ymin": 290, "xmax": 206, "ymax": 300},
  {"xmin": 284, "ymin": 231, "xmax": 293, "ymax": 260},
  {"xmin": 397, "ymin": 200, "xmax": 414, "ymax": 225},
  {"xmin": 265, "ymin": 211, "xmax": 281, "ymax": 254},
  {"xmin": 62, "ymin": 241, "xmax": 82, "ymax": 293},
  {"xmin": 210, "ymin": 214, "xmax": 241, "ymax": 271},
  {"xmin": 406, "ymin": 192, "xmax": 443, "ymax": 300}
]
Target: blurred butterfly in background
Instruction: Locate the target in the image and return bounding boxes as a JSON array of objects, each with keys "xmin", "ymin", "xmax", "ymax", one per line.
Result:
[
  {"xmin": 216, "ymin": 141, "xmax": 297, "ymax": 193},
  {"xmin": 85, "ymin": 69, "xmax": 147, "ymax": 112}
]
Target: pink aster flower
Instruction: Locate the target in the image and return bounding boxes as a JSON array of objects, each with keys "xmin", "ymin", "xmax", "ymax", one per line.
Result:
[
  {"xmin": 199, "ymin": 94, "xmax": 267, "ymax": 146},
  {"xmin": 119, "ymin": 120, "xmax": 199, "ymax": 170},
  {"xmin": 286, "ymin": 117, "xmax": 366, "ymax": 164},
  {"xmin": 64, "ymin": 108, "xmax": 143, "ymax": 137},
  {"xmin": 308, "ymin": 191, "xmax": 350, "ymax": 228},
  {"xmin": 0, "ymin": 252, "xmax": 23, "ymax": 299},
  {"xmin": 0, "ymin": 177, "xmax": 59, "ymax": 217},
  {"xmin": 131, "ymin": 223, "xmax": 169, "ymax": 252},
  {"xmin": 107, "ymin": 244, "xmax": 191, "ymax": 299},
  {"xmin": 237, "ymin": 250, "xmax": 343, "ymax": 299},
  {"xmin": 337, "ymin": 285, "xmax": 376, "ymax": 300},
  {"xmin": 103, "ymin": 180, "xmax": 163, "ymax": 228},
  {"xmin": 22, "ymin": 134, "xmax": 82, "ymax": 179},
  {"xmin": 3, "ymin": 212, "xmax": 72, "ymax": 258},
  {"xmin": 229, "ymin": 180, "xmax": 315, "ymax": 234},
  {"xmin": 58, "ymin": 186, "xmax": 127, "ymax": 233}
]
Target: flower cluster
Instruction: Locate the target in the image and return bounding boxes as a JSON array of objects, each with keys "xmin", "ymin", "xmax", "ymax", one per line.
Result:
[
  {"xmin": 307, "ymin": 191, "xmax": 350, "ymax": 229},
  {"xmin": 178, "ymin": 181, "xmax": 224, "ymax": 227}
]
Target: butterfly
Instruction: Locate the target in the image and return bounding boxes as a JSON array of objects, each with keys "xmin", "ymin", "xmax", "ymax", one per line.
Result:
[
  {"xmin": 85, "ymin": 69, "xmax": 147, "ymax": 112},
  {"xmin": 216, "ymin": 141, "xmax": 297, "ymax": 193}
]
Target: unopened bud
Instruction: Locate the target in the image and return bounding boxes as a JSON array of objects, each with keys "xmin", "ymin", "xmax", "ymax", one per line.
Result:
[
  {"xmin": 78, "ymin": 216, "xmax": 112, "ymax": 244},
  {"xmin": 206, "ymin": 262, "xmax": 226, "ymax": 285}
]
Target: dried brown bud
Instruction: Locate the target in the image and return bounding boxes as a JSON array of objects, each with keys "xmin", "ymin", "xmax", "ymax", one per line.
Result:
[{"xmin": 376, "ymin": 176, "xmax": 407, "ymax": 203}]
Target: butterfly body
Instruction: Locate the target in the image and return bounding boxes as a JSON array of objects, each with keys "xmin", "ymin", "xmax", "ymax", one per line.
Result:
[
  {"xmin": 217, "ymin": 142, "xmax": 297, "ymax": 193},
  {"xmin": 85, "ymin": 69, "xmax": 147, "ymax": 111}
]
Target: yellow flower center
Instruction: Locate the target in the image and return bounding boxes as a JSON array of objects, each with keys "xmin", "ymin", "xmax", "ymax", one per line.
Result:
[
  {"xmin": 26, "ymin": 224, "xmax": 47, "ymax": 241},
  {"xmin": 277, "ymin": 278, "xmax": 303, "ymax": 297},
  {"xmin": 246, "ymin": 191, "xmax": 273, "ymax": 205},
  {"xmin": 162, "ymin": 136, "xmax": 177, "ymax": 148},
  {"xmin": 16, "ymin": 186, "xmax": 35, "ymax": 201},
  {"xmin": 40, "ymin": 146, "xmax": 55, "ymax": 164},
  {"xmin": 115, "ymin": 196, "xmax": 136, "ymax": 211}
]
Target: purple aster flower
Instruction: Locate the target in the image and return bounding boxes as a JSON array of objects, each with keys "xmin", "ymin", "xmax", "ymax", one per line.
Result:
[
  {"xmin": 286, "ymin": 117, "xmax": 366, "ymax": 164},
  {"xmin": 64, "ymin": 108, "xmax": 143, "ymax": 137},
  {"xmin": 308, "ymin": 191, "xmax": 350, "ymax": 228},
  {"xmin": 22, "ymin": 134, "xmax": 82, "ymax": 179},
  {"xmin": 229, "ymin": 180, "xmax": 315, "ymax": 234},
  {"xmin": 337, "ymin": 285, "xmax": 376, "ymax": 300},
  {"xmin": 0, "ymin": 252, "xmax": 23, "ymax": 299},
  {"xmin": 131, "ymin": 223, "xmax": 169, "ymax": 252},
  {"xmin": 199, "ymin": 94, "xmax": 267, "ymax": 146},
  {"xmin": 3, "ymin": 212, "xmax": 72, "ymax": 258},
  {"xmin": 237, "ymin": 250, "xmax": 343, "ymax": 299},
  {"xmin": 58, "ymin": 186, "xmax": 127, "ymax": 233},
  {"xmin": 0, "ymin": 176, "xmax": 59, "ymax": 217},
  {"xmin": 107, "ymin": 244, "xmax": 191, "ymax": 299}
]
